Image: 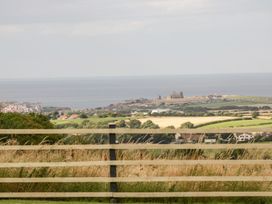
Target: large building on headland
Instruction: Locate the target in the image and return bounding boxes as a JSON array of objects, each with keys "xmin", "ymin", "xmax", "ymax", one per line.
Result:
[{"xmin": 167, "ymin": 91, "xmax": 184, "ymax": 100}]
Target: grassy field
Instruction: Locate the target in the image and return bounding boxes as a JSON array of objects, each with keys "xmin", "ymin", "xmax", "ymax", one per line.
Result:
[
  {"xmin": 139, "ymin": 116, "xmax": 237, "ymax": 128},
  {"xmin": 187, "ymin": 101, "xmax": 259, "ymax": 109},
  {"xmin": 0, "ymin": 146, "xmax": 272, "ymax": 203},
  {"xmin": 186, "ymin": 95, "xmax": 272, "ymax": 109},
  {"xmin": 51, "ymin": 116, "xmax": 128, "ymax": 125},
  {"xmin": 225, "ymin": 95, "xmax": 272, "ymax": 104},
  {"xmin": 52, "ymin": 116, "xmax": 272, "ymax": 129},
  {"xmin": 199, "ymin": 118, "xmax": 272, "ymax": 129}
]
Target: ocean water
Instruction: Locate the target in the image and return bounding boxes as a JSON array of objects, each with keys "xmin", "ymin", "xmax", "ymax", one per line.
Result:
[{"xmin": 0, "ymin": 73, "xmax": 271, "ymax": 109}]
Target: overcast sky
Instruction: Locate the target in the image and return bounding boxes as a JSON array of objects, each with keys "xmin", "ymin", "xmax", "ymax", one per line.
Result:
[{"xmin": 0, "ymin": 0, "xmax": 271, "ymax": 79}]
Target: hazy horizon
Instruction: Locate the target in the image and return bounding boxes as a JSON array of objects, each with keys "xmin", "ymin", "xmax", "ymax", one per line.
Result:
[
  {"xmin": 0, "ymin": 72, "xmax": 272, "ymax": 81},
  {"xmin": 1, "ymin": 73, "xmax": 272, "ymax": 108}
]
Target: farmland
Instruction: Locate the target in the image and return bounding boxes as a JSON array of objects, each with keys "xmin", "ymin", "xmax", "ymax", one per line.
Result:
[
  {"xmin": 199, "ymin": 119, "xmax": 272, "ymax": 129},
  {"xmin": 2, "ymin": 113, "xmax": 272, "ymax": 203},
  {"xmin": 51, "ymin": 116, "xmax": 127, "ymax": 126},
  {"xmin": 51, "ymin": 116, "xmax": 272, "ymax": 129},
  {"xmin": 138, "ymin": 116, "xmax": 237, "ymax": 128}
]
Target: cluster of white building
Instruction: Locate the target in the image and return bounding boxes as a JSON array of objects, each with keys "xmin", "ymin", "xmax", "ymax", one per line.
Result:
[
  {"xmin": 0, "ymin": 103, "xmax": 42, "ymax": 113},
  {"xmin": 174, "ymin": 133, "xmax": 257, "ymax": 144}
]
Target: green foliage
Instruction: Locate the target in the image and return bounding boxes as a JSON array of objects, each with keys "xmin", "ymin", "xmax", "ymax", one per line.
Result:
[
  {"xmin": 141, "ymin": 120, "xmax": 160, "ymax": 129},
  {"xmin": 0, "ymin": 113, "xmax": 60, "ymax": 144},
  {"xmin": 51, "ymin": 116, "xmax": 127, "ymax": 128},
  {"xmin": 183, "ymin": 106, "xmax": 208, "ymax": 113},
  {"xmin": 79, "ymin": 113, "xmax": 88, "ymax": 119},
  {"xmin": 180, "ymin": 122, "xmax": 194, "ymax": 129},
  {"xmin": 55, "ymin": 123, "xmax": 79, "ymax": 129},
  {"xmin": 165, "ymin": 125, "xmax": 175, "ymax": 129},
  {"xmin": 128, "ymin": 119, "xmax": 141, "ymax": 128},
  {"xmin": 116, "ymin": 120, "xmax": 127, "ymax": 128},
  {"xmin": 194, "ymin": 118, "xmax": 247, "ymax": 128},
  {"xmin": 47, "ymin": 111, "xmax": 59, "ymax": 120},
  {"xmin": 199, "ymin": 118, "xmax": 272, "ymax": 129},
  {"xmin": 0, "ymin": 113, "xmax": 53, "ymax": 129},
  {"xmin": 252, "ymin": 111, "xmax": 260, "ymax": 119}
]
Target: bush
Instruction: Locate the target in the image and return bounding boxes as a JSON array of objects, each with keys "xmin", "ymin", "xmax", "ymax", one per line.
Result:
[
  {"xmin": 252, "ymin": 111, "xmax": 260, "ymax": 119},
  {"xmin": 194, "ymin": 117, "xmax": 252, "ymax": 128},
  {"xmin": 128, "ymin": 119, "xmax": 142, "ymax": 128},
  {"xmin": 180, "ymin": 122, "xmax": 194, "ymax": 129},
  {"xmin": 0, "ymin": 113, "xmax": 61, "ymax": 144},
  {"xmin": 0, "ymin": 112, "xmax": 53, "ymax": 129},
  {"xmin": 79, "ymin": 113, "xmax": 88, "ymax": 119},
  {"xmin": 116, "ymin": 120, "xmax": 127, "ymax": 128},
  {"xmin": 141, "ymin": 120, "xmax": 160, "ymax": 129}
]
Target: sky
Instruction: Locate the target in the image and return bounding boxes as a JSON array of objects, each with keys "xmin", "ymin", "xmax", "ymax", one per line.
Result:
[{"xmin": 0, "ymin": 0, "xmax": 271, "ymax": 79}]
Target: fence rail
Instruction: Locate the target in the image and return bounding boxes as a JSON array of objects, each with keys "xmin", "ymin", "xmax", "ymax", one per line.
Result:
[
  {"xmin": 0, "ymin": 127, "xmax": 272, "ymax": 134},
  {"xmin": 0, "ymin": 192, "xmax": 272, "ymax": 198},
  {"xmin": 1, "ymin": 143, "xmax": 272, "ymax": 150},
  {"xmin": 1, "ymin": 160, "xmax": 272, "ymax": 168},
  {"xmin": 0, "ymin": 176, "xmax": 272, "ymax": 183},
  {"xmin": 0, "ymin": 127, "xmax": 272, "ymax": 200}
]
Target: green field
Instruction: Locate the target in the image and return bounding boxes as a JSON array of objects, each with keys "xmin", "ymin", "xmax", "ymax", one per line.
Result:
[
  {"xmin": 187, "ymin": 95, "xmax": 272, "ymax": 109},
  {"xmin": 51, "ymin": 116, "xmax": 128, "ymax": 125},
  {"xmin": 51, "ymin": 116, "xmax": 272, "ymax": 129},
  {"xmin": 226, "ymin": 95, "xmax": 272, "ymax": 104},
  {"xmin": 199, "ymin": 119, "xmax": 272, "ymax": 129},
  {"xmin": 187, "ymin": 101, "xmax": 258, "ymax": 109}
]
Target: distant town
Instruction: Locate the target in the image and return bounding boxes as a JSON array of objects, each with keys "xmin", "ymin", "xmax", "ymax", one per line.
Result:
[
  {"xmin": 1, "ymin": 92, "xmax": 272, "ymax": 144},
  {"xmin": 1, "ymin": 92, "xmax": 272, "ymax": 120}
]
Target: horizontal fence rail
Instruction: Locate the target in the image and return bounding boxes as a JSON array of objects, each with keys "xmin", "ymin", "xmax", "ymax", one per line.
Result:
[
  {"xmin": 1, "ymin": 160, "xmax": 272, "ymax": 168},
  {"xmin": 0, "ymin": 176, "xmax": 272, "ymax": 183},
  {"xmin": 0, "ymin": 192, "xmax": 272, "ymax": 198},
  {"xmin": 1, "ymin": 143, "xmax": 272, "ymax": 150},
  {"xmin": 0, "ymin": 128, "xmax": 272, "ymax": 200},
  {"xmin": 0, "ymin": 127, "xmax": 272, "ymax": 134}
]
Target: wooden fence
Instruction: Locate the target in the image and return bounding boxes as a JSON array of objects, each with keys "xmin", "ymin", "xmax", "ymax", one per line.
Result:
[{"xmin": 0, "ymin": 127, "xmax": 272, "ymax": 199}]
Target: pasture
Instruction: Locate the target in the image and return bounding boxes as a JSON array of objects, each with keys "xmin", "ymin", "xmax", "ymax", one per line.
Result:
[
  {"xmin": 200, "ymin": 119, "xmax": 272, "ymax": 129},
  {"xmin": 51, "ymin": 116, "xmax": 127, "ymax": 126}
]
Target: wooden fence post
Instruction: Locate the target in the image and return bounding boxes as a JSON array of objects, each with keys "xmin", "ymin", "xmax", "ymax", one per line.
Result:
[{"xmin": 109, "ymin": 123, "xmax": 117, "ymax": 203}]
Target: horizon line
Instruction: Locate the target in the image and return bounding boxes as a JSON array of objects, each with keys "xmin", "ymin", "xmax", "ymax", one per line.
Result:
[{"xmin": 0, "ymin": 72, "xmax": 272, "ymax": 81}]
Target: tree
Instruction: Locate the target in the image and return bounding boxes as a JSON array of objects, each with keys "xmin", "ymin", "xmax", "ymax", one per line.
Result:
[
  {"xmin": 0, "ymin": 113, "xmax": 53, "ymax": 129},
  {"xmin": 165, "ymin": 125, "xmax": 175, "ymax": 129},
  {"xmin": 0, "ymin": 113, "xmax": 59, "ymax": 144},
  {"xmin": 128, "ymin": 119, "xmax": 141, "ymax": 128},
  {"xmin": 79, "ymin": 113, "xmax": 88, "ymax": 119},
  {"xmin": 252, "ymin": 111, "xmax": 259, "ymax": 119},
  {"xmin": 116, "ymin": 120, "xmax": 127, "ymax": 128},
  {"xmin": 141, "ymin": 120, "xmax": 160, "ymax": 129},
  {"xmin": 180, "ymin": 122, "xmax": 194, "ymax": 129}
]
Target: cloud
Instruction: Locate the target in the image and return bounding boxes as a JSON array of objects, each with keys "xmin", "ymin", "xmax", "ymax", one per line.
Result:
[
  {"xmin": 0, "ymin": 20, "xmax": 147, "ymax": 37},
  {"xmin": 0, "ymin": 24, "xmax": 24, "ymax": 36},
  {"xmin": 142, "ymin": 0, "xmax": 210, "ymax": 13},
  {"xmin": 0, "ymin": 0, "xmax": 216, "ymax": 38}
]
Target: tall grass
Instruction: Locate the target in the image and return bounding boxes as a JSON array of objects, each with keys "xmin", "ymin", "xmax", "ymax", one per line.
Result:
[{"xmin": 0, "ymin": 136, "xmax": 272, "ymax": 203}]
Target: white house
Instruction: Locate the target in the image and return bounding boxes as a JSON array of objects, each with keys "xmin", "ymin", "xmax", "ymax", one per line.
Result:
[
  {"xmin": 234, "ymin": 133, "xmax": 255, "ymax": 142},
  {"xmin": 204, "ymin": 138, "xmax": 217, "ymax": 144},
  {"xmin": 151, "ymin": 109, "xmax": 171, "ymax": 114}
]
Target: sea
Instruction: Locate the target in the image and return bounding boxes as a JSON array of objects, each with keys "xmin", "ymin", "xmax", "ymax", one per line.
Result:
[{"xmin": 0, "ymin": 73, "xmax": 271, "ymax": 109}]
